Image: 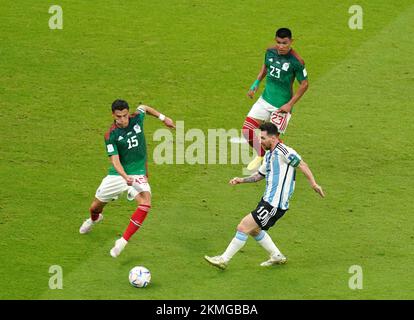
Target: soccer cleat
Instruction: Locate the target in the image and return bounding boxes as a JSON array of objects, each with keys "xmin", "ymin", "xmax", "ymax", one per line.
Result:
[
  {"xmin": 204, "ymin": 255, "xmax": 227, "ymax": 270},
  {"xmin": 79, "ymin": 214, "xmax": 103, "ymax": 234},
  {"xmin": 260, "ymin": 253, "xmax": 287, "ymax": 266},
  {"xmin": 247, "ymin": 156, "xmax": 264, "ymax": 171},
  {"xmin": 110, "ymin": 237, "xmax": 128, "ymax": 258}
]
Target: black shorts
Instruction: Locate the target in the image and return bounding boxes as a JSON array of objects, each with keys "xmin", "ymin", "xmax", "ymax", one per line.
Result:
[{"xmin": 251, "ymin": 198, "xmax": 287, "ymax": 230}]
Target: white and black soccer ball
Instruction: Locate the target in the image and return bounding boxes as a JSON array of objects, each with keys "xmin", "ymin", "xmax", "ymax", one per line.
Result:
[{"xmin": 128, "ymin": 266, "xmax": 151, "ymax": 288}]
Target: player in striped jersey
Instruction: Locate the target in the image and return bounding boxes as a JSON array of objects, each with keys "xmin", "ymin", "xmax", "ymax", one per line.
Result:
[{"xmin": 205, "ymin": 122, "xmax": 324, "ymax": 269}]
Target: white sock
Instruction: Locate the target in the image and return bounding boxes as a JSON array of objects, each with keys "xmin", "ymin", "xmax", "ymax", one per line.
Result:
[
  {"xmin": 254, "ymin": 230, "xmax": 281, "ymax": 257},
  {"xmin": 221, "ymin": 231, "xmax": 248, "ymax": 262}
]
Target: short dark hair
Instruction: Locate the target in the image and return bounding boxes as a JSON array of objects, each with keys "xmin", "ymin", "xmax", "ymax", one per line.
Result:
[
  {"xmin": 111, "ymin": 99, "xmax": 129, "ymax": 112},
  {"xmin": 275, "ymin": 28, "xmax": 292, "ymax": 39},
  {"xmin": 259, "ymin": 122, "xmax": 279, "ymax": 136}
]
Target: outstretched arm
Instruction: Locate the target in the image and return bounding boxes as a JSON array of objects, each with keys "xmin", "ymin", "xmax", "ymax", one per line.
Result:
[
  {"xmin": 247, "ymin": 64, "xmax": 267, "ymax": 99},
  {"xmin": 297, "ymin": 160, "xmax": 325, "ymax": 197},
  {"xmin": 138, "ymin": 104, "xmax": 175, "ymax": 128},
  {"xmin": 229, "ymin": 172, "xmax": 265, "ymax": 185}
]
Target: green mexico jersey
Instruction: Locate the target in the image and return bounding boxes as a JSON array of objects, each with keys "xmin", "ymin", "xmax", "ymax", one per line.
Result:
[
  {"xmin": 104, "ymin": 109, "xmax": 147, "ymax": 176},
  {"xmin": 262, "ymin": 48, "xmax": 308, "ymax": 108}
]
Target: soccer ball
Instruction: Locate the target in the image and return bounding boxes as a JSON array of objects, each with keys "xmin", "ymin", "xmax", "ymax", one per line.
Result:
[{"xmin": 128, "ymin": 266, "xmax": 151, "ymax": 288}]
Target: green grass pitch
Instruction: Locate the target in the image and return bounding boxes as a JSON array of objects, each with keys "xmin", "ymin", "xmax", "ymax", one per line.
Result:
[{"xmin": 0, "ymin": 0, "xmax": 413, "ymax": 299}]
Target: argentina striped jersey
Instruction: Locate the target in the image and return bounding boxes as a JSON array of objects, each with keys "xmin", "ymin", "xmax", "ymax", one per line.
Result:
[{"xmin": 258, "ymin": 143, "xmax": 302, "ymax": 210}]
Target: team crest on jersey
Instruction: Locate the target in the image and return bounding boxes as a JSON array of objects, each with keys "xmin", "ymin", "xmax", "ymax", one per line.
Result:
[
  {"xmin": 282, "ymin": 62, "xmax": 290, "ymax": 71},
  {"xmin": 269, "ymin": 58, "xmax": 273, "ymax": 62},
  {"xmin": 133, "ymin": 124, "xmax": 142, "ymax": 134},
  {"xmin": 118, "ymin": 136, "xmax": 124, "ymax": 141}
]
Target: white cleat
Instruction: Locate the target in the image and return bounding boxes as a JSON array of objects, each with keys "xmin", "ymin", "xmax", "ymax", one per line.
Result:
[
  {"xmin": 79, "ymin": 214, "xmax": 103, "ymax": 234},
  {"xmin": 260, "ymin": 253, "xmax": 287, "ymax": 267},
  {"xmin": 110, "ymin": 237, "xmax": 128, "ymax": 258},
  {"xmin": 247, "ymin": 156, "xmax": 264, "ymax": 171},
  {"xmin": 204, "ymin": 255, "xmax": 227, "ymax": 270}
]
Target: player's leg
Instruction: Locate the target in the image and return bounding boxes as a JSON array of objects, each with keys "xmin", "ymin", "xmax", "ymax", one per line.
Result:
[
  {"xmin": 110, "ymin": 176, "xmax": 151, "ymax": 258},
  {"xmin": 125, "ymin": 191, "xmax": 151, "ymax": 241},
  {"xmin": 204, "ymin": 213, "xmax": 258, "ymax": 269},
  {"xmin": 250, "ymin": 207, "xmax": 288, "ymax": 266},
  {"xmin": 252, "ymin": 228, "xmax": 286, "ymax": 266},
  {"xmin": 243, "ymin": 98, "xmax": 272, "ymax": 170},
  {"xmin": 79, "ymin": 198, "xmax": 106, "ymax": 234},
  {"xmin": 80, "ymin": 175, "xmax": 125, "ymax": 234},
  {"xmin": 220, "ymin": 213, "xmax": 261, "ymax": 261},
  {"xmin": 242, "ymin": 116, "xmax": 264, "ymax": 156}
]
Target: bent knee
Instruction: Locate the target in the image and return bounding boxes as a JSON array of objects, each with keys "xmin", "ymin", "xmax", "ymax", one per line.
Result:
[{"xmin": 237, "ymin": 222, "xmax": 249, "ymax": 234}]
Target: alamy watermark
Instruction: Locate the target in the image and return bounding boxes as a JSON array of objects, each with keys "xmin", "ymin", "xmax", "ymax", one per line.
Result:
[
  {"xmin": 49, "ymin": 265, "xmax": 63, "ymax": 289},
  {"xmin": 348, "ymin": 265, "xmax": 363, "ymax": 290},
  {"xmin": 152, "ymin": 121, "xmax": 258, "ymax": 166},
  {"xmin": 49, "ymin": 5, "xmax": 63, "ymax": 29},
  {"xmin": 348, "ymin": 5, "xmax": 363, "ymax": 30}
]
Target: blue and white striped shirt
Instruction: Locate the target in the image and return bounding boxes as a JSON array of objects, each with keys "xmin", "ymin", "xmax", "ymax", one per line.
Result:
[{"xmin": 258, "ymin": 143, "xmax": 302, "ymax": 210}]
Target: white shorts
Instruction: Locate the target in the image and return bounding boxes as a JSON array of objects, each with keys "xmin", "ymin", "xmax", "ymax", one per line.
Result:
[
  {"xmin": 247, "ymin": 96, "xmax": 277, "ymax": 121},
  {"xmin": 95, "ymin": 175, "xmax": 151, "ymax": 203},
  {"xmin": 247, "ymin": 96, "xmax": 292, "ymax": 134}
]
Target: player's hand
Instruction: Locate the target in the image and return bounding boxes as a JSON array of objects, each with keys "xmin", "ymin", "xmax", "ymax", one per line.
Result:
[
  {"xmin": 229, "ymin": 177, "xmax": 243, "ymax": 185},
  {"xmin": 275, "ymin": 103, "xmax": 292, "ymax": 114},
  {"xmin": 163, "ymin": 117, "xmax": 176, "ymax": 129},
  {"xmin": 247, "ymin": 88, "xmax": 257, "ymax": 99},
  {"xmin": 125, "ymin": 176, "xmax": 134, "ymax": 186},
  {"xmin": 312, "ymin": 184, "xmax": 325, "ymax": 198}
]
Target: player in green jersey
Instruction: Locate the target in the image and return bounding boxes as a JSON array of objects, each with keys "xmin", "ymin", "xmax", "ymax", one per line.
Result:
[
  {"xmin": 243, "ymin": 28, "xmax": 309, "ymax": 170},
  {"xmin": 79, "ymin": 99, "xmax": 175, "ymax": 258}
]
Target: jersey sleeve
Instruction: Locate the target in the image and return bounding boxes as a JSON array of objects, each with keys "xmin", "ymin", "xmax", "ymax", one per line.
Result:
[
  {"xmin": 134, "ymin": 106, "xmax": 146, "ymax": 122},
  {"xmin": 264, "ymin": 50, "xmax": 270, "ymax": 67},
  {"xmin": 279, "ymin": 143, "xmax": 302, "ymax": 167},
  {"xmin": 104, "ymin": 133, "xmax": 118, "ymax": 157},
  {"xmin": 294, "ymin": 60, "xmax": 308, "ymax": 82}
]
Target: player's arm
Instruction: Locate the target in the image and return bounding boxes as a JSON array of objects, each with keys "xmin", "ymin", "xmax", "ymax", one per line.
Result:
[
  {"xmin": 110, "ymin": 155, "xmax": 134, "ymax": 185},
  {"xmin": 297, "ymin": 160, "xmax": 325, "ymax": 197},
  {"xmin": 247, "ymin": 64, "xmax": 267, "ymax": 99},
  {"xmin": 138, "ymin": 104, "xmax": 175, "ymax": 128},
  {"xmin": 229, "ymin": 172, "xmax": 265, "ymax": 185},
  {"xmin": 277, "ymin": 57, "xmax": 309, "ymax": 114},
  {"xmin": 276, "ymin": 79, "xmax": 308, "ymax": 114}
]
